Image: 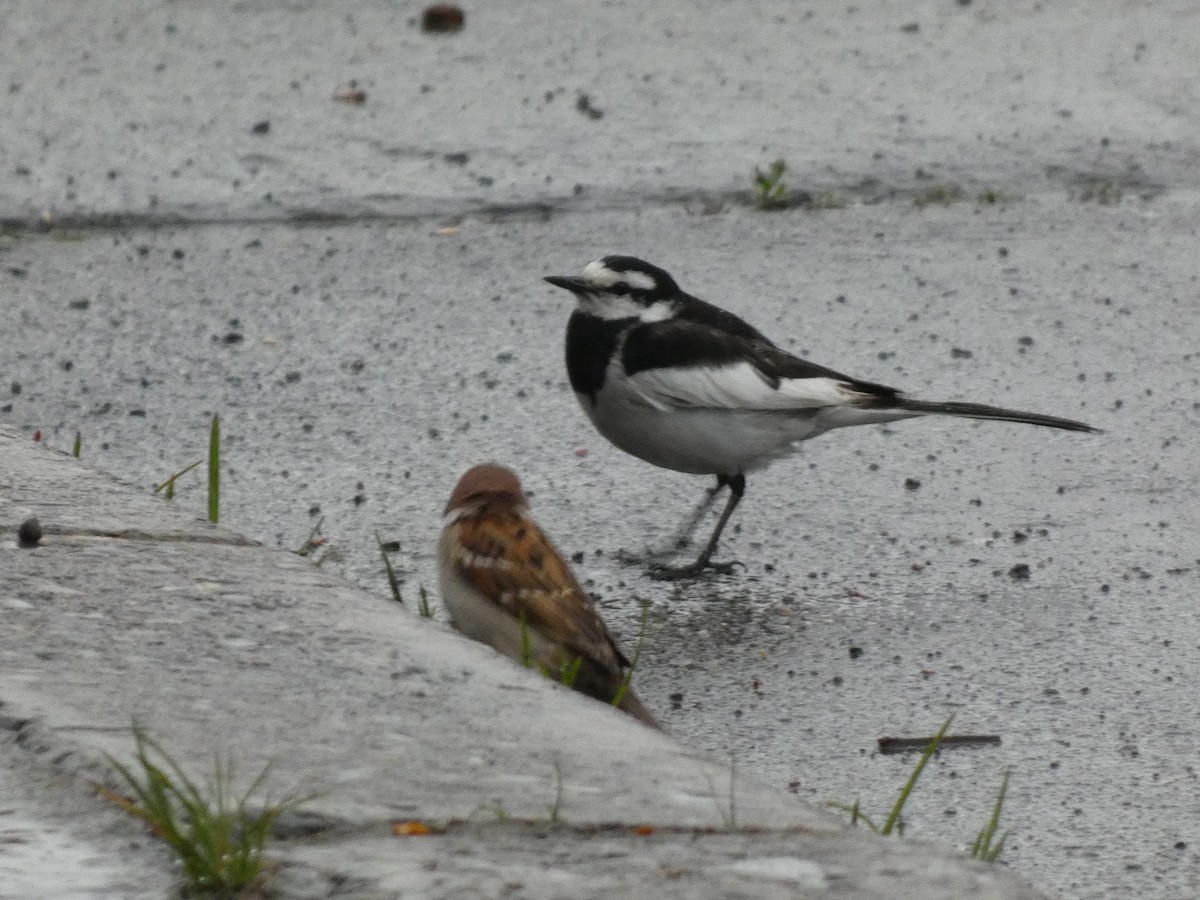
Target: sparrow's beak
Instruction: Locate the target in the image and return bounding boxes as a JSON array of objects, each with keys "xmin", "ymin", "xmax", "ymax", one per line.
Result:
[{"xmin": 544, "ymin": 275, "xmax": 588, "ymax": 293}]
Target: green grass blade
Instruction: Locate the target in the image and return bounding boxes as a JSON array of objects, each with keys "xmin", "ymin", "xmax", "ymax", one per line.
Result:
[
  {"xmin": 881, "ymin": 713, "xmax": 954, "ymax": 835},
  {"xmin": 153, "ymin": 459, "xmax": 203, "ymax": 497},
  {"xmin": 72, "ymin": 431, "xmax": 81, "ymax": 457},
  {"xmin": 826, "ymin": 799, "xmax": 882, "ymax": 833},
  {"xmin": 295, "ymin": 517, "xmax": 325, "ymax": 556},
  {"xmin": 207, "ymin": 414, "xmax": 220, "ymax": 523},
  {"xmin": 377, "ymin": 532, "xmax": 404, "ymax": 604},
  {"xmin": 612, "ymin": 601, "xmax": 650, "ymax": 708},
  {"xmin": 519, "ymin": 612, "xmax": 534, "ymax": 667},
  {"xmin": 417, "ymin": 584, "xmax": 433, "ymax": 618}
]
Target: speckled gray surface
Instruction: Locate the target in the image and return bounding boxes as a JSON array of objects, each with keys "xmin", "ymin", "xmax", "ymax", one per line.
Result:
[{"xmin": 3, "ymin": 0, "xmax": 1200, "ymax": 897}]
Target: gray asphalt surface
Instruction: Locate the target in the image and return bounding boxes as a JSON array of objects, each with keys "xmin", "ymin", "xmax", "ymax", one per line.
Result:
[{"xmin": 4, "ymin": 1, "xmax": 1200, "ymax": 897}]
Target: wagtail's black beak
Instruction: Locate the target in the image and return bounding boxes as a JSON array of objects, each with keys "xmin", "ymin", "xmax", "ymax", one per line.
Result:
[{"xmin": 544, "ymin": 275, "xmax": 588, "ymax": 293}]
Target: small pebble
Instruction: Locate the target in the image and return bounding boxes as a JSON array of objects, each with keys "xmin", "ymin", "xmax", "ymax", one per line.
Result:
[
  {"xmin": 421, "ymin": 3, "xmax": 464, "ymax": 32},
  {"xmin": 18, "ymin": 516, "xmax": 42, "ymax": 548}
]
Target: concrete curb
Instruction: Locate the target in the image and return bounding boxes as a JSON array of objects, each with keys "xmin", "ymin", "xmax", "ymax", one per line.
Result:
[{"xmin": 1, "ymin": 427, "xmax": 1044, "ymax": 898}]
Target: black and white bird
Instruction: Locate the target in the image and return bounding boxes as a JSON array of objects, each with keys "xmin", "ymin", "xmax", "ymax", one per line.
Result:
[{"xmin": 545, "ymin": 255, "xmax": 1100, "ymax": 579}]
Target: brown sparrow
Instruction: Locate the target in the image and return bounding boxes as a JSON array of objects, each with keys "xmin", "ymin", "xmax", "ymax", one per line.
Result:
[{"xmin": 438, "ymin": 464, "xmax": 659, "ymax": 729}]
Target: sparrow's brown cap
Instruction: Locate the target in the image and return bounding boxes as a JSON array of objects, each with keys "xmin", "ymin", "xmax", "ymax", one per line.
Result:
[{"xmin": 445, "ymin": 464, "xmax": 525, "ymax": 514}]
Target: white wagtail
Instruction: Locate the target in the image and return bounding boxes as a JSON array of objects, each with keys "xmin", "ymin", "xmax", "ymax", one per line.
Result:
[{"xmin": 544, "ymin": 255, "xmax": 1100, "ymax": 580}]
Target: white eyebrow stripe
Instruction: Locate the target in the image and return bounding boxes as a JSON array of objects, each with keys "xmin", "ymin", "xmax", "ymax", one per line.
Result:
[
  {"xmin": 624, "ymin": 271, "xmax": 657, "ymax": 291},
  {"xmin": 580, "ymin": 260, "xmax": 659, "ymax": 293},
  {"xmin": 582, "ymin": 259, "xmax": 620, "ymax": 286}
]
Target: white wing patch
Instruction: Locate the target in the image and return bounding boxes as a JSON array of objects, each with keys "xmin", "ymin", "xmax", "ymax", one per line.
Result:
[{"xmin": 627, "ymin": 361, "xmax": 864, "ymax": 412}]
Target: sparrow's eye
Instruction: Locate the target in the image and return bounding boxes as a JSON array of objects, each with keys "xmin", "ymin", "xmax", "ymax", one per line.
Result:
[{"xmin": 612, "ymin": 281, "xmax": 630, "ymax": 294}]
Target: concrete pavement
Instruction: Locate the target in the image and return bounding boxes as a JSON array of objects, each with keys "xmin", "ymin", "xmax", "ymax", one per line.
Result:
[{"xmin": 5, "ymin": 1, "xmax": 1200, "ymax": 897}]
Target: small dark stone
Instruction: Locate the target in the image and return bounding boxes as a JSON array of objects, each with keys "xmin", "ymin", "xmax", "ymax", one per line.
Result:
[
  {"xmin": 18, "ymin": 517, "xmax": 42, "ymax": 548},
  {"xmin": 443, "ymin": 151, "xmax": 470, "ymax": 165},
  {"xmin": 10, "ymin": 382, "xmax": 20, "ymax": 396},
  {"xmin": 900, "ymin": 22, "xmax": 920, "ymax": 33},
  {"xmin": 379, "ymin": 540, "xmax": 401, "ymax": 553},
  {"xmin": 849, "ymin": 646, "xmax": 864, "ymax": 659},
  {"xmin": 951, "ymin": 347, "xmax": 973, "ymax": 359},
  {"xmin": 575, "ymin": 93, "xmax": 604, "ymax": 120},
  {"xmin": 222, "ymin": 332, "xmax": 244, "ymax": 345},
  {"xmin": 904, "ymin": 477, "xmax": 921, "ymax": 491},
  {"xmin": 1008, "ymin": 563, "xmax": 1032, "ymax": 580},
  {"xmin": 421, "ymin": 3, "xmax": 465, "ymax": 32},
  {"xmin": 251, "ymin": 120, "xmax": 271, "ymax": 134},
  {"xmin": 172, "ymin": 248, "xmax": 185, "ymax": 259},
  {"xmin": 68, "ymin": 298, "xmax": 90, "ymax": 310}
]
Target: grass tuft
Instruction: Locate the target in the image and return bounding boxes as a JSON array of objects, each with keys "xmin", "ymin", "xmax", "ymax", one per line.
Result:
[
  {"xmin": 914, "ymin": 184, "xmax": 964, "ymax": 207},
  {"xmin": 828, "ymin": 714, "xmax": 954, "ymax": 836},
  {"xmin": 976, "ymin": 187, "xmax": 1015, "ymax": 205},
  {"xmin": 972, "ymin": 769, "xmax": 1011, "ymax": 862},
  {"xmin": 752, "ymin": 159, "xmax": 788, "ymax": 209},
  {"xmin": 100, "ymin": 724, "xmax": 314, "ymax": 897},
  {"xmin": 827, "ymin": 714, "xmax": 1011, "ymax": 863}
]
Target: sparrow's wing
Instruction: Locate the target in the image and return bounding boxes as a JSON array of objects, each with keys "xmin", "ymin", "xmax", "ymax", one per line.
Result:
[
  {"xmin": 621, "ymin": 318, "xmax": 901, "ymax": 412},
  {"xmin": 447, "ymin": 505, "xmax": 628, "ymax": 671}
]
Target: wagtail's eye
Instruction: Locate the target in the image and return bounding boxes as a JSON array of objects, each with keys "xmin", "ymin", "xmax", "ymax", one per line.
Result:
[{"xmin": 612, "ymin": 281, "xmax": 630, "ymax": 294}]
